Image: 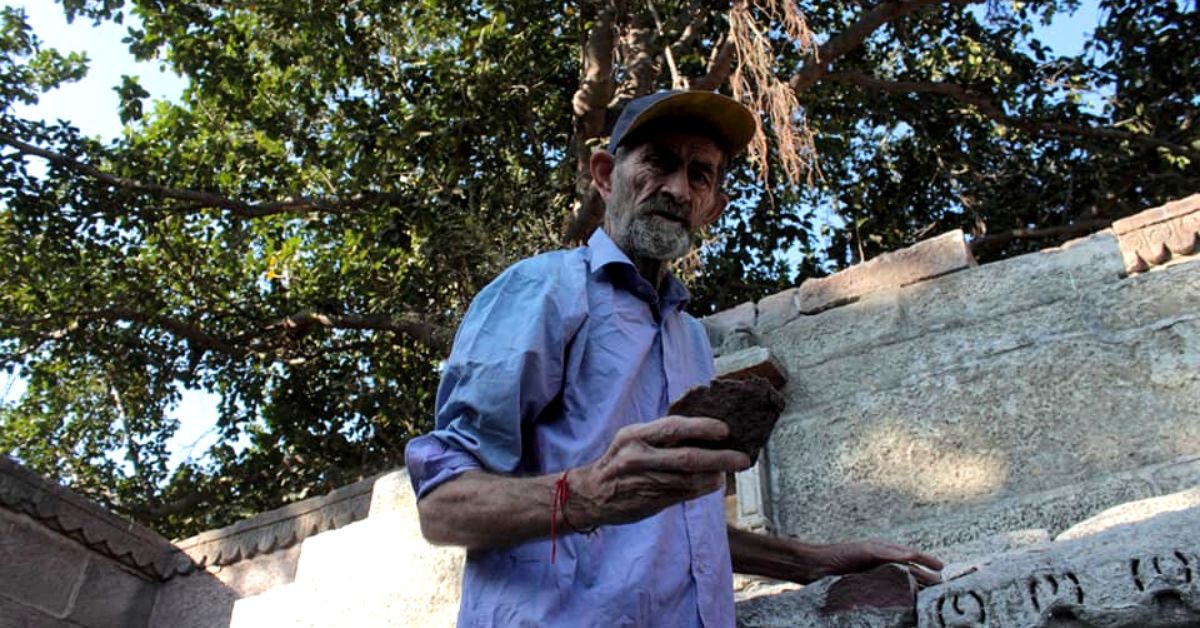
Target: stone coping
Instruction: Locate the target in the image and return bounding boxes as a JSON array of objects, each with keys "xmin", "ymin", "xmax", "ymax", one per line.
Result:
[
  {"xmin": 701, "ymin": 230, "xmax": 977, "ymax": 354},
  {"xmin": 169, "ymin": 470, "xmax": 384, "ymax": 577},
  {"xmin": 1112, "ymin": 193, "xmax": 1200, "ymax": 273},
  {"xmin": 0, "ymin": 455, "xmax": 186, "ymax": 581},
  {"xmin": 0, "ymin": 456, "xmax": 393, "ymax": 580},
  {"xmin": 702, "ymin": 195, "xmax": 1200, "ymax": 353}
]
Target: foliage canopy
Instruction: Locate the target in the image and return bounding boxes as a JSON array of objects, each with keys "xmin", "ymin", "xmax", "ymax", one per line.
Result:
[{"xmin": 1, "ymin": 0, "xmax": 1196, "ymax": 536}]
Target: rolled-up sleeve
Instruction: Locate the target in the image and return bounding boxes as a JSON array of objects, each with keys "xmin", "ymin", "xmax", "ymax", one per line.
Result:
[{"xmin": 405, "ymin": 257, "xmax": 586, "ymax": 499}]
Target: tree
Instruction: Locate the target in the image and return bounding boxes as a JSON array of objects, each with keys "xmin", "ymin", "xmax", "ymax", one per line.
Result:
[{"xmin": 1, "ymin": 0, "xmax": 1196, "ymax": 537}]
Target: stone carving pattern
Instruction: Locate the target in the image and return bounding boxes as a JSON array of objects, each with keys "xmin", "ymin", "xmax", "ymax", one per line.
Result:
[
  {"xmin": 921, "ymin": 547, "xmax": 1200, "ymax": 627},
  {"xmin": 1131, "ymin": 551, "xmax": 1194, "ymax": 594},
  {"xmin": 0, "ymin": 455, "xmax": 188, "ymax": 580},
  {"xmin": 1114, "ymin": 194, "xmax": 1200, "ymax": 273},
  {"xmin": 929, "ymin": 589, "xmax": 986, "ymax": 627},
  {"xmin": 170, "ymin": 472, "xmax": 375, "ymax": 577},
  {"xmin": 1026, "ymin": 570, "xmax": 1085, "ymax": 621}
]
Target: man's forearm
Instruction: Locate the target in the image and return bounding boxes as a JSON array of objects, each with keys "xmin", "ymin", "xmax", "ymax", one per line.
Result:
[
  {"xmin": 727, "ymin": 525, "xmax": 821, "ymax": 583},
  {"xmin": 417, "ymin": 470, "xmax": 580, "ymax": 550},
  {"xmin": 415, "ymin": 416, "xmax": 749, "ymax": 551},
  {"xmin": 728, "ymin": 525, "xmax": 946, "ymax": 586}
]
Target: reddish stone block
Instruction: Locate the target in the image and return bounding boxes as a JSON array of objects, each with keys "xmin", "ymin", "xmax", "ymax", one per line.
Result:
[
  {"xmin": 714, "ymin": 346, "xmax": 789, "ymax": 389},
  {"xmin": 822, "ymin": 564, "xmax": 918, "ymax": 614},
  {"xmin": 795, "ymin": 230, "xmax": 975, "ymax": 315}
]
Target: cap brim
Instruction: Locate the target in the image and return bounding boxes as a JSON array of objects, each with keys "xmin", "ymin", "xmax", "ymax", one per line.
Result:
[{"xmin": 619, "ymin": 91, "xmax": 758, "ymax": 156}]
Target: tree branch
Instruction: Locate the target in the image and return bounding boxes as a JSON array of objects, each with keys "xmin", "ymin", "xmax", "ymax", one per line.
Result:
[
  {"xmin": 788, "ymin": 0, "xmax": 981, "ymax": 93},
  {"xmin": 689, "ymin": 33, "xmax": 735, "ymax": 91},
  {"xmin": 823, "ymin": 71, "xmax": 1200, "ymax": 160},
  {"xmin": 564, "ymin": 1, "xmax": 619, "ymax": 243},
  {"xmin": 270, "ymin": 309, "xmax": 452, "ymax": 355},
  {"xmin": 969, "ymin": 218, "xmax": 1115, "ymax": 259},
  {"xmin": 0, "ymin": 133, "xmax": 404, "ymax": 218},
  {"xmin": 3, "ymin": 306, "xmax": 453, "ymax": 361}
]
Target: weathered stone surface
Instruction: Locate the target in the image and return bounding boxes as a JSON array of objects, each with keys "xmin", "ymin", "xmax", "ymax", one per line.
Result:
[
  {"xmin": 938, "ymin": 529, "xmax": 1052, "ymax": 579},
  {"xmin": 147, "ymin": 571, "xmax": 236, "ymax": 628},
  {"xmin": 0, "ymin": 595, "xmax": 78, "ymax": 628},
  {"xmin": 768, "ymin": 329, "xmax": 1200, "ymax": 545},
  {"xmin": 700, "ymin": 300, "xmax": 757, "ymax": 354},
  {"xmin": 756, "ymin": 287, "xmax": 801, "ymax": 333},
  {"xmin": 714, "ymin": 345, "xmax": 789, "ymax": 389},
  {"xmin": 234, "ymin": 508, "xmax": 464, "ymax": 628},
  {"xmin": 737, "ymin": 565, "xmax": 917, "ymax": 628},
  {"xmin": 0, "ymin": 508, "xmax": 87, "ymax": 616},
  {"xmin": 173, "ymin": 471, "xmax": 378, "ymax": 574},
  {"xmin": 205, "ymin": 542, "xmax": 301, "ymax": 598},
  {"xmin": 745, "ymin": 227, "xmax": 1200, "ymax": 552},
  {"xmin": 0, "ymin": 455, "xmax": 182, "ymax": 580},
  {"xmin": 671, "ymin": 376, "xmax": 786, "ymax": 465},
  {"xmin": 278, "ymin": 473, "xmax": 464, "ymax": 626},
  {"xmin": 1056, "ymin": 486, "xmax": 1200, "ymax": 542},
  {"xmin": 68, "ymin": 557, "xmax": 157, "ymax": 628},
  {"xmin": 795, "ymin": 230, "xmax": 975, "ymax": 315},
  {"xmin": 1113, "ymin": 193, "xmax": 1200, "ymax": 273},
  {"xmin": 916, "ymin": 505, "xmax": 1200, "ymax": 627},
  {"xmin": 366, "ymin": 468, "xmax": 413, "ymax": 517}
]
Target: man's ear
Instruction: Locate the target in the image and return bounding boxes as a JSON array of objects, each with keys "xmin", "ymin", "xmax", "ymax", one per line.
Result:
[
  {"xmin": 699, "ymin": 191, "xmax": 728, "ymax": 227},
  {"xmin": 590, "ymin": 150, "xmax": 616, "ymax": 201}
]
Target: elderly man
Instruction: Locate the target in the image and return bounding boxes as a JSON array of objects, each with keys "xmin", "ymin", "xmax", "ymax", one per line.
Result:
[{"xmin": 405, "ymin": 90, "xmax": 942, "ymax": 626}]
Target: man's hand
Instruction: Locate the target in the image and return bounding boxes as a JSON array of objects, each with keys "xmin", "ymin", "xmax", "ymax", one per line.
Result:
[
  {"xmin": 803, "ymin": 539, "xmax": 944, "ymax": 586},
  {"xmin": 569, "ymin": 415, "xmax": 751, "ymax": 526},
  {"xmin": 728, "ymin": 526, "xmax": 944, "ymax": 586}
]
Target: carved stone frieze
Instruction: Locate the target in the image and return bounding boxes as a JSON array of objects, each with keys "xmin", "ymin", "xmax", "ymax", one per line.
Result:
[
  {"xmin": 0, "ymin": 455, "xmax": 187, "ymax": 581},
  {"xmin": 916, "ymin": 504, "xmax": 1200, "ymax": 627},
  {"xmin": 1112, "ymin": 194, "xmax": 1200, "ymax": 273},
  {"xmin": 170, "ymin": 471, "xmax": 379, "ymax": 577}
]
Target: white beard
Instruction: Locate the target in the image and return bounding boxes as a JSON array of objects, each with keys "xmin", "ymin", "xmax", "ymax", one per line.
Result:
[{"xmin": 624, "ymin": 213, "xmax": 691, "ymax": 260}]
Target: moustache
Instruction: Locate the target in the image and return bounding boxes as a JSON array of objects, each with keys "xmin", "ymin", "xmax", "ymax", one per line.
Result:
[{"xmin": 638, "ymin": 195, "xmax": 691, "ymax": 228}]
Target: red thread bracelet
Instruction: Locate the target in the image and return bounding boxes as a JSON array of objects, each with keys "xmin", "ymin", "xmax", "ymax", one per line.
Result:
[
  {"xmin": 550, "ymin": 470, "xmax": 597, "ymax": 563},
  {"xmin": 551, "ymin": 471, "xmax": 568, "ymax": 563}
]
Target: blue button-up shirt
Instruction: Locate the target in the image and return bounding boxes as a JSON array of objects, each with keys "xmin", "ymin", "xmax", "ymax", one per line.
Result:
[{"xmin": 405, "ymin": 229, "xmax": 732, "ymax": 627}]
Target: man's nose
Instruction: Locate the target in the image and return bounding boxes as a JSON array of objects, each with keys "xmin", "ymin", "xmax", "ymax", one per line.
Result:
[{"xmin": 661, "ymin": 167, "xmax": 691, "ymax": 205}]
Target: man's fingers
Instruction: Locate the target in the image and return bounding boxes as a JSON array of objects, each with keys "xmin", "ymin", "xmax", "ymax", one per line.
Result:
[
  {"xmin": 876, "ymin": 542, "xmax": 944, "ymax": 572},
  {"xmin": 626, "ymin": 444, "xmax": 749, "ymax": 473},
  {"xmin": 633, "ymin": 415, "xmax": 729, "ymax": 447},
  {"xmin": 909, "ymin": 550, "xmax": 944, "ymax": 572},
  {"xmin": 641, "ymin": 470, "xmax": 725, "ymax": 497},
  {"xmin": 907, "ymin": 563, "xmax": 943, "ymax": 587}
]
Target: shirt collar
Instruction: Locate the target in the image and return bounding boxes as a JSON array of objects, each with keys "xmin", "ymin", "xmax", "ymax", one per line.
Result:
[{"xmin": 586, "ymin": 228, "xmax": 691, "ymax": 310}]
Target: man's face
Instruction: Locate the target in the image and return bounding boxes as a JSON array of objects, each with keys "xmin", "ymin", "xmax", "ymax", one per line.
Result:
[{"xmin": 603, "ymin": 130, "xmax": 727, "ymax": 262}]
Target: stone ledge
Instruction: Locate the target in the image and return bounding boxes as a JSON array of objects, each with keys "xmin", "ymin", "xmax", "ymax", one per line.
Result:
[
  {"xmin": 794, "ymin": 230, "xmax": 976, "ymax": 317},
  {"xmin": 700, "ymin": 301, "xmax": 756, "ymax": 355},
  {"xmin": 1112, "ymin": 193, "xmax": 1200, "ymax": 273},
  {"xmin": 171, "ymin": 471, "xmax": 384, "ymax": 577},
  {"xmin": 0, "ymin": 455, "xmax": 183, "ymax": 581},
  {"xmin": 714, "ymin": 346, "xmax": 789, "ymax": 388},
  {"xmin": 723, "ymin": 230, "xmax": 977, "ymax": 340},
  {"xmin": 916, "ymin": 499, "xmax": 1200, "ymax": 627}
]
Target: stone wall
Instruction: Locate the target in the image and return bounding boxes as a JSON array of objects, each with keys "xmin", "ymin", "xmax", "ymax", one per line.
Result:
[
  {"xmin": 0, "ymin": 456, "xmax": 463, "ymax": 627},
  {"xmin": 707, "ymin": 194, "xmax": 1200, "ymax": 562},
  {"xmin": 0, "ymin": 456, "xmax": 180, "ymax": 628}
]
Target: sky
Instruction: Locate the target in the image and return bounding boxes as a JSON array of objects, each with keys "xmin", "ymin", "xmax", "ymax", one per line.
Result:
[{"xmin": 2, "ymin": 0, "xmax": 1106, "ymax": 472}]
